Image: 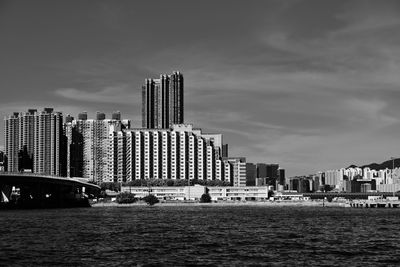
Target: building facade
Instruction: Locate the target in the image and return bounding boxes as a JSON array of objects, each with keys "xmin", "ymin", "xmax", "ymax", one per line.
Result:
[
  {"xmin": 246, "ymin": 163, "xmax": 256, "ymax": 186},
  {"xmin": 64, "ymin": 112, "xmax": 129, "ymax": 183},
  {"xmin": 105, "ymin": 124, "xmax": 231, "ymax": 183},
  {"xmin": 33, "ymin": 108, "xmax": 65, "ymax": 176},
  {"xmin": 311, "ymin": 165, "xmax": 400, "ymax": 193},
  {"xmin": 4, "ymin": 110, "xmax": 37, "ymax": 172},
  {"xmin": 224, "ymin": 157, "xmax": 247, "ymax": 187},
  {"xmin": 120, "ymin": 185, "xmax": 273, "ymax": 201},
  {"xmin": 142, "ymin": 71, "xmax": 184, "ymax": 129},
  {"xmin": 4, "ymin": 108, "xmax": 66, "ymax": 176},
  {"xmin": 4, "ymin": 112, "xmax": 20, "ymax": 172}
]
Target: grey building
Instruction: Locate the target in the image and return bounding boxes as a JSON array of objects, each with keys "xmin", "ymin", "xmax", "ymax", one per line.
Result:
[
  {"xmin": 4, "ymin": 108, "xmax": 66, "ymax": 176},
  {"xmin": 256, "ymin": 163, "xmax": 267, "ymax": 178},
  {"xmin": 64, "ymin": 112, "xmax": 129, "ymax": 183},
  {"xmin": 142, "ymin": 71, "xmax": 184, "ymax": 129},
  {"xmin": 246, "ymin": 163, "xmax": 257, "ymax": 186}
]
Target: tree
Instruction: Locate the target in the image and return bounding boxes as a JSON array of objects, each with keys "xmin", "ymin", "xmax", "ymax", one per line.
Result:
[
  {"xmin": 222, "ymin": 180, "xmax": 232, "ymax": 186},
  {"xmin": 124, "ymin": 180, "xmax": 142, "ymax": 187},
  {"xmin": 173, "ymin": 179, "xmax": 187, "ymax": 186},
  {"xmin": 100, "ymin": 182, "xmax": 121, "ymax": 192},
  {"xmin": 116, "ymin": 192, "xmax": 137, "ymax": 204},
  {"xmin": 268, "ymin": 190, "xmax": 275, "ymax": 199},
  {"xmin": 195, "ymin": 179, "xmax": 205, "ymax": 186},
  {"xmin": 200, "ymin": 193, "xmax": 212, "ymax": 203},
  {"xmin": 143, "ymin": 194, "xmax": 159, "ymax": 206},
  {"xmin": 323, "ymin": 184, "xmax": 334, "ymax": 192}
]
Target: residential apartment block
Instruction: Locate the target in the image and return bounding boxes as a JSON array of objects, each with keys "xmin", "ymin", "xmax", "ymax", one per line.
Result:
[
  {"xmin": 298, "ymin": 166, "xmax": 400, "ymax": 193},
  {"xmin": 4, "ymin": 108, "xmax": 66, "ymax": 176},
  {"xmin": 64, "ymin": 112, "xmax": 130, "ymax": 184},
  {"xmin": 142, "ymin": 71, "xmax": 184, "ymax": 129},
  {"xmin": 34, "ymin": 108, "xmax": 65, "ymax": 176},
  {"xmin": 105, "ymin": 124, "xmax": 234, "ymax": 183}
]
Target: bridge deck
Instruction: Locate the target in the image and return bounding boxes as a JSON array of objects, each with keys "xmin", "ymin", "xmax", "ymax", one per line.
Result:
[{"xmin": 0, "ymin": 173, "xmax": 101, "ymax": 209}]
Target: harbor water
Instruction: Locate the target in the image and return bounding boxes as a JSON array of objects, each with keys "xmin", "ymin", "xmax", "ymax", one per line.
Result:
[{"xmin": 1, "ymin": 206, "xmax": 399, "ymax": 266}]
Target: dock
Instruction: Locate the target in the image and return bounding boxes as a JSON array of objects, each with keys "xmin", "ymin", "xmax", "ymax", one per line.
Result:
[{"xmin": 347, "ymin": 197, "xmax": 400, "ymax": 208}]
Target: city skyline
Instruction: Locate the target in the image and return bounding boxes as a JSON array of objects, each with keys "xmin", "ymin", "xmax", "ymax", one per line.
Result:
[
  {"xmin": 4, "ymin": 106, "xmax": 252, "ymax": 186},
  {"xmin": 2, "ymin": 1, "xmax": 400, "ymax": 177}
]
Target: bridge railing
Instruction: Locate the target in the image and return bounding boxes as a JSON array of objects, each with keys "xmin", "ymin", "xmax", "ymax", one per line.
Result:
[
  {"xmin": 0, "ymin": 172, "xmax": 100, "ymax": 188},
  {"xmin": 0, "ymin": 172, "xmax": 67, "ymax": 179}
]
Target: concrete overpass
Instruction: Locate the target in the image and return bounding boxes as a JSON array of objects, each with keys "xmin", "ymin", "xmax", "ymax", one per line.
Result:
[{"xmin": 0, "ymin": 173, "xmax": 101, "ymax": 209}]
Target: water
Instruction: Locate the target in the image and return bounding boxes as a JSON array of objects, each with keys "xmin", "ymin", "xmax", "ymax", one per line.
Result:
[{"xmin": 1, "ymin": 206, "xmax": 400, "ymax": 266}]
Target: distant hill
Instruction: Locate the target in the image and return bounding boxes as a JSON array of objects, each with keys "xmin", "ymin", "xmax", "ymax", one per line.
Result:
[{"xmin": 348, "ymin": 158, "xmax": 400, "ymax": 170}]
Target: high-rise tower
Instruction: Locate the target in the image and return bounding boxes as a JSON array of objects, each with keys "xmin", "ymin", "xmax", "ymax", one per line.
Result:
[
  {"xmin": 4, "ymin": 108, "xmax": 66, "ymax": 176},
  {"xmin": 169, "ymin": 71, "xmax": 184, "ymax": 127},
  {"xmin": 33, "ymin": 108, "xmax": 66, "ymax": 176},
  {"xmin": 4, "ymin": 112, "xmax": 20, "ymax": 172},
  {"xmin": 64, "ymin": 112, "xmax": 130, "ymax": 183},
  {"xmin": 142, "ymin": 71, "xmax": 184, "ymax": 129},
  {"xmin": 4, "ymin": 109, "xmax": 37, "ymax": 172}
]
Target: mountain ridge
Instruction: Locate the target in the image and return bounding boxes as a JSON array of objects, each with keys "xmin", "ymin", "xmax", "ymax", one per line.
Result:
[{"xmin": 348, "ymin": 158, "xmax": 400, "ymax": 170}]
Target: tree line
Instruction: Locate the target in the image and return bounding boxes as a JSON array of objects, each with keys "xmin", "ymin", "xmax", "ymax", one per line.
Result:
[{"xmin": 100, "ymin": 179, "xmax": 231, "ymax": 192}]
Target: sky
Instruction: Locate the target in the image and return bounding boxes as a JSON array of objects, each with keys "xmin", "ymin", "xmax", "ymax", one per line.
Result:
[{"xmin": 1, "ymin": 0, "xmax": 400, "ymax": 177}]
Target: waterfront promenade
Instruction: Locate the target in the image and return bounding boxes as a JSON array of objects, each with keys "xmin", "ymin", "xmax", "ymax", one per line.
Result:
[{"xmin": 92, "ymin": 200, "xmax": 346, "ymax": 208}]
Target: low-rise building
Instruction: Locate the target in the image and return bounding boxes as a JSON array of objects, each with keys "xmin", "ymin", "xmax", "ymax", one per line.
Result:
[
  {"xmin": 376, "ymin": 184, "xmax": 400, "ymax": 193},
  {"xmin": 121, "ymin": 185, "xmax": 205, "ymax": 200},
  {"xmin": 274, "ymin": 191, "xmax": 307, "ymax": 201},
  {"xmin": 208, "ymin": 186, "xmax": 272, "ymax": 201},
  {"xmin": 120, "ymin": 185, "xmax": 275, "ymax": 201}
]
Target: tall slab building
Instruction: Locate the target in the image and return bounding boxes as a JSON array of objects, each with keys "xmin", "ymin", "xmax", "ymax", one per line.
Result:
[
  {"xmin": 105, "ymin": 124, "xmax": 231, "ymax": 183},
  {"xmin": 34, "ymin": 108, "xmax": 65, "ymax": 176},
  {"xmin": 4, "ymin": 112, "xmax": 20, "ymax": 173},
  {"xmin": 4, "ymin": 108, "xmax": 66, "ymax": 176},
  {"xmin": 142, "ymin": 71, "xmax": 184, "ymax": 129},
  {"xmin": 64, "ymin": 112, "xmax": 130, "ymax": 184}
]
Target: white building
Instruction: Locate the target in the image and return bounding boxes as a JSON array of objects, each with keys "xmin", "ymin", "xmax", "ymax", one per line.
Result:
[
  {"xmin": 107, "ymin": 124, "xmax": 232, "ymax": 183},
  {"xmin": 120, "ymin": 185, "xmax": 272, "ymax": 201},
  {"xmin": 121, "ymin": 185, "xmax": 205, "ymax": 200},
  {"xmin": 376, "ymin": 184, "xmax": 400, "ymax": 193},
  {"xmin": 321, "ymin": 165, "xmax": 400, "ymax": 192},
  {"xmin": 344, "ymin": 167, "xmax": 363, "ymax": 180},
  {"xmin": 225, "ymin": 157, "xmax": 247, "ymax": 187},
  {"xmin": 208, "ymin": 186, "xmax": 270, "ymax": 201}
]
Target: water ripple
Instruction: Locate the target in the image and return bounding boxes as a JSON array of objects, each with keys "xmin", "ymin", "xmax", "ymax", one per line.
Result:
[{"xmin": 1, "ymin": 206, "xmax": 400, "ymax": 266}]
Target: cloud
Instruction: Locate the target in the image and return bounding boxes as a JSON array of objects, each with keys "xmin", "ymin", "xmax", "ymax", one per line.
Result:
[
  {"xmin": 54, "ymin": 85, "xmax": 140, "ymax": 105},
  {"xmin": 3, "ymin": 0, "xmax": 400, "ymax": 177},
  {"xmin": 49, "ymin": 1, "xmax": 400, "ymax": 177}
]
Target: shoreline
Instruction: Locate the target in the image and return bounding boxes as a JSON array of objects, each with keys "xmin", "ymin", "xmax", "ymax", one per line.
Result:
[{"xmin": 91, "ymin": 201, "xmax": 346, "ymax": 208}]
